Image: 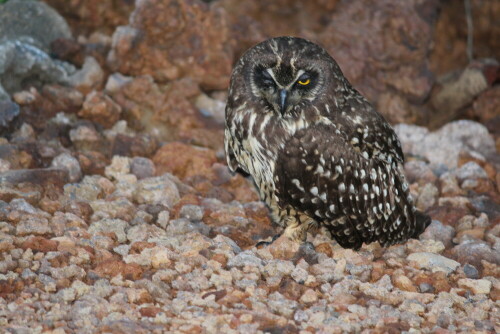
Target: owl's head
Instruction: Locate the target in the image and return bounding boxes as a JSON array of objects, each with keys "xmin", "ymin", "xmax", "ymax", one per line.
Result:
[{"xmin": 234, "ymin": 36, "xmax": 345, "ymax": 116}]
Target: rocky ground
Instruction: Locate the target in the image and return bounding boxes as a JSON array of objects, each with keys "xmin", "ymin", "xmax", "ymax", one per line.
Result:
[{"xmin": 0, "ymin": 0, "xmax": 499, "ymax": 333}]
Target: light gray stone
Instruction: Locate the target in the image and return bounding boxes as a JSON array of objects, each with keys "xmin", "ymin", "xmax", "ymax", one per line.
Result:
[
  {"xmin": 454, "ymin": 161, "xmax": 488, "ymax": 181},
  {"xmin": 179, "ymin": 205, "xmax": 204, "ymax": 221},
  {"xmin": 227, "ymin": 250, "xmax": 264, "ymax": 268},
  {"xmin": 130, "ymin": 157, "xmax": 156, "ymax": 180},
  {"xmin": 407, "ymin": 252, "xmax": 460, "ymax": 274},
  {"xmin": 395, "ymin": 121, "xmax": 496, "ymax": 169},
  {"xmin": 134, "ymin": 175, "xmax": 180, "ymax": 208},
  {"xmin": 88, "ymin": 218, "xmax": 128, "ymax": 243},
  {"xmin": 51, "ymin": 153, "xmax": 82, "ymax": 183},
  {"xmin": 0, "ymin": 0, "xmax": 71, "ymax": 52},
  {"xmin": 419, "ymin": 220, "xmax": 455, "ymax": 248}
]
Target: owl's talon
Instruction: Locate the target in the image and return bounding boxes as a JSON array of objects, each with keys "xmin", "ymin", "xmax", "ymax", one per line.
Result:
[{"xmin": 255, "ymin": 233, "xmax": 281, "ymax": 248}]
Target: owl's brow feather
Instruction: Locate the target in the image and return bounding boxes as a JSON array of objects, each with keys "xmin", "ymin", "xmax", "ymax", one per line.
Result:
[{"xmin": 266, "ymin": 67, "xmax": 306, "ymax": 89}]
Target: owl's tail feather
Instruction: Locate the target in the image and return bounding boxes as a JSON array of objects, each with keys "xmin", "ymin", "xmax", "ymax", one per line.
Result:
[{"xmin": 412, "ymin": 211, "xmax": 431, "ymax": 239}]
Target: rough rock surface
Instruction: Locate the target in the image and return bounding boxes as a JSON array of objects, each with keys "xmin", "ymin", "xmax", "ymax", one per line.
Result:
[
  {"xmin": 108, "ymin": 0, "xmax": 234, "ymax": 90},
  {"xmin": 430, "ymin": 0, "xmax": 500, "ymax": 75},
  {"xmin": 43, "ymin": 0, "xmax": 135, "ymax": 36},
  {"xmin": 317, "ymin": 0, "xmax": 438, "ymax": 122}
]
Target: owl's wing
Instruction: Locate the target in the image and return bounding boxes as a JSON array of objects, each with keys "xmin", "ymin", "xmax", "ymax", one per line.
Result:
[
  {"xmin": 274, "ymin": 123, "xmax": 415, "ymax": 249},
  {"xmin": 358, "ymin": 118, "xmax": 405, "ymax": 165},
  {"xmin": 330, "ymin": 105, "xmax": 405, "ymax": 165}
]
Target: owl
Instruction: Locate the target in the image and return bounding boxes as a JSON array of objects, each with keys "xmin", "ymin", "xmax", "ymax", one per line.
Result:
[{"xmin": 224, "ymin": 37, "xmax": 430, "ymax": 249}]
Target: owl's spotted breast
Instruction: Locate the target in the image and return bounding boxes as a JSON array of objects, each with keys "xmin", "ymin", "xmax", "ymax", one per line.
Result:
[{"xmin": 224, "ymin": 36, "xmax": 430, "ymax": 249}]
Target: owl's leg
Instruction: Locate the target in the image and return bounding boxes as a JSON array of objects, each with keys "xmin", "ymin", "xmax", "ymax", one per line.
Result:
[
  {"xmin": 256, "ymin": 207, "xmax": 315, "ymax": 247},
  {"xmin": 255, "ymin": 218, "xmax": 304, "ymax": 248},
  {"xmin": 255, "ymin": 210, "xmax": 299, "ymax": 247},
  {"xmin": 283, "ymin": 217, "xmax": 308, "ymax": 243}
]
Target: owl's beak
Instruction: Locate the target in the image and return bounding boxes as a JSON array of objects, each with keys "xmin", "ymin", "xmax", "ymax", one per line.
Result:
[{"xmin": 279, "ymin": 89, "xmax": 288, "ymax": 115}]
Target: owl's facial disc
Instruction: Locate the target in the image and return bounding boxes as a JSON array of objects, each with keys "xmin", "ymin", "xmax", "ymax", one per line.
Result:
[{"xmin": 254, "ymin": 66, "xmax": 318, "ymax": 116}]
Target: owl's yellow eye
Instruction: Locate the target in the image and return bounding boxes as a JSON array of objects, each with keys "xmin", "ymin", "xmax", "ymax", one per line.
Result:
[{"xmin": 298, "ymin": 79, "xmax": 310, "ymax": 85}]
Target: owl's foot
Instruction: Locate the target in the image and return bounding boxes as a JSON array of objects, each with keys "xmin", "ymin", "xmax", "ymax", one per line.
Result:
[{"xmin": 256, "ymin": 233, "xmax": 281, "ymax": 248}]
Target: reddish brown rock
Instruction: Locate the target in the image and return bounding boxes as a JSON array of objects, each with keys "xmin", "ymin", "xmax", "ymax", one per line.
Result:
[
  {"xmin": 489, "ymin": 285, "xmax": 500, "ymax": 302},
  {"xmin": 430, "ymin": 0, "xmax": 500, "ymax": 76},
  {"xmin": 482, "ymin": 260, "xmax": 500, "ymax": 278},
  {"xmin": 266, "ymin": 234, "xmax": 300, "ymax": 260},
  {"xmin": 93, "ymin": 259, "xmax": 144, "ymax": 280},
  {"xmin": 468, "ymin": 86, "xmax": 500, "ymax": 123},
  {"xmin": 38, "ymin": 196, "xmax": 64, "ymax": 214},
  {"xmin": 218, "ymin": 0, "xmax": 339, "ymax": 53},
  {"xmin": 212, "ymin": 253, "xmax": 228, "ymax": 267},
  {"xmin": 20, "ymin": 236, "xmax": 59, "ymax": 253},
  {"xmin": 281, "ymin": 277, "xmax": 306, "ymax": 301},
  {"xmin": 130, "ymin": 241, "xmax": 157, "ymax": 254},
  {"xmin": 370, "ymin": 261, "xmax": 387, "ymax": 282},
  {"xmin": 79, "ymin": 91, "xmax": 122, "ymax": 128},
  {"xmin": 15, "ymin": 86, "xmax": 83, "ymax": 130},
  {"xmin": 315, "ymin": 243, "xmax": 333, "ymax": 258},
  {"xmin": 191, "ymin": 163, "xmax": 259, "ymax": 203},
  {"xmin": 426, "ymin": 205, "xmax": 470, "ymax": 227},
  {"xmin": 413, "ymin": 272, "xmax": 451, "ymax": 293},
  {"xmin": 316, "ymin": 0, "xmax": 438, "ymax": 122},
  {"xmin": 153, "ymin": 142, "xmax": 217, "ymax": 180},
  {"xmin": 108, "ymin": 0, "xmax": 234, "ymax": 90},
  {"xmin": 139, "ymin": 306, "xmax": 164, "ymax": 318},
  {"xmin": 0, "ymin": 279, "xmax": 25, "ymax": 298},
  {"xmin": 44, "ymin": 0, "xmax": 134, "ymax": 36},
  {"xmin": 64, "ymin": 201, "xmax": 94, "ymax": 223},
  {"xmin": 392, "ymin": 274, "xmax": 417, "ymax": 292},
  {"xmin": 455, "ymin": 228, "xmax": 485, "ymax": 241},
  {"xmin": 47, "ymin": 252, "xmax": 72, "ymax": 268},
  {"xmin": 110, "ymin": 76, "xmax": 223, "ymax": 150},
  {"xmin": 111, "ymin": 133, "xmax": 158, "ymax": 158},
  {"xmin": 76, "ymin": 151, "xmax": 109, "ymax": 176},
  {"xmin": 218, "ymin": 172, "xmax": 259, "ymax": 203},
  {"xmin": 128, "ymin": 289, "xmax": 154, "ymax": 304}
]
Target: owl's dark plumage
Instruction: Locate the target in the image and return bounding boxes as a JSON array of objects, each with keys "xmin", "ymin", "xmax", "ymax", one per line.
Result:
[{"xmin": 224, "ymin": 37, "xmax": 430, "ymax": 249}]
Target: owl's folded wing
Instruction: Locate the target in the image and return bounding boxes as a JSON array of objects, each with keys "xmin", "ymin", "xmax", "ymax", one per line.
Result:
[{"xmin": 274, "ymin": 123, "xmax": 417, "ymax": 249}]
